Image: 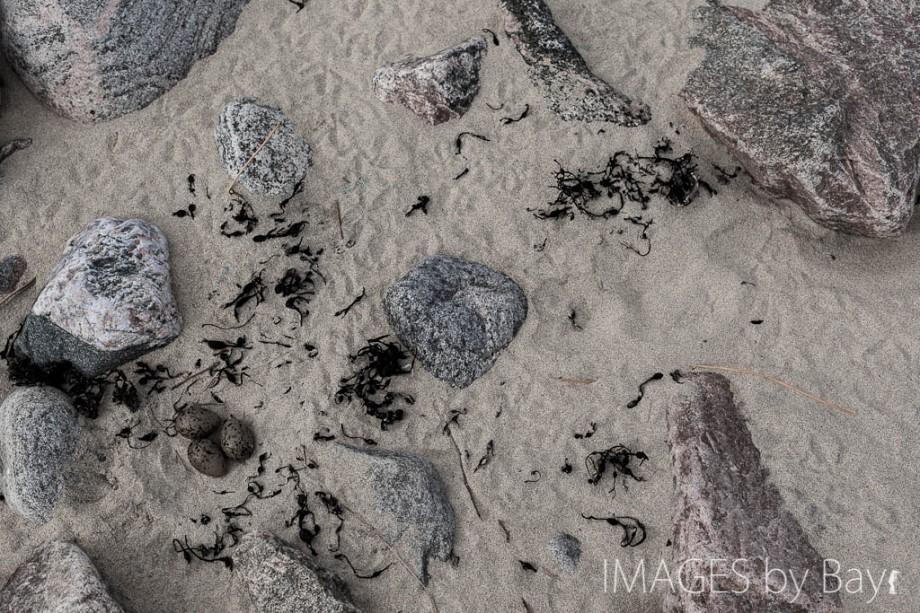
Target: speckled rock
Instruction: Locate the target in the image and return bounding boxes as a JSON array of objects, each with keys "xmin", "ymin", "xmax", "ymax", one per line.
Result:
[
  {"xmin": 175, "ymin": 405, "xmax": 222, "ymax": 440},
  {"xmin": 501, "ymin": 0, "xmax": 650, "ymax": 125},
  {"xmin": 219, "ymin": 417, "xmax": 255, "ymax": 461},
  {"xmin": 14, "ymin": 217, "xmax": 182, "ymax": 377},
  {"xmin": 682, "ymin": 1, "xmax": 920, "ymax": 238},
  {"xmin": 547, "ymin": 532, "xmax": 581, "ymax": 574},
  {"xmin": 664, "ymin": 372, "xmax": 842, "ymax": 612},
  {"xmin": 384, "ymin": 255, "xmax": 527, "ymax": 388},
  {"xmin": 0, "ymin": 540, "xmax": 123, "ymax": 612},
  {"xmin": 233, "ymin": 531, "xmax": 360, "ymax": 613},
  {"xmin": 0, "ymin": 0, "xmax": 248, "ymax": 122},
  {"xmin": 187, "ymin": 439, "xmax": 228, "ymax": 478},
  {"xmin": 373, "ymin": 36, "xmax": 487, "ymax": 125},
  {"xmin": 332, "ymin": 444, "xmax": 454, "ymax": 585},
  {"xmin": 215, "ymin": 98, "xmax": 312, "ymax": 198},
  {"xmin": 0, "ymin": 255, "xmax": 26, "ymax": 293},
  {"xmin": 0, "ymin": 387, "xmax": 79, "ymax": 524}
]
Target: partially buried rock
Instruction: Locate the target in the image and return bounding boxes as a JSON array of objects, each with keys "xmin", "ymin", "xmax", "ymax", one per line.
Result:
[
  {"xmin": 14, "ymin": 217, "xmax": 182, "ymax": 377},
  {"xmin": 682, "ymin": 1, "xmax": 920, "ymax": 238},
  {"xmin": 0, "ymin": 255, "xmax": 26, "ymax": 294},
  {"xmin": 501, "ymin": 0, "xmax": 650, "ymax": 125},
  {"xmin": 233, "ymin": 531, "xmax": 360, "ymax": 613},
  {"xmin": 0, "ymin": 0, "xmax": 248, "ymax": 122},
  {"xmin": 0, "ymin": 387, "xmax": 79, "ymax": 524},
  {"xmin": 384, "ymin": 255, "xmax": 527, "ymax": 388},
  {"xmin": 547, "ymin": 532, "xmax": 581, "ymax": 574},
  {"xmin": 175, "ymin": 405, "xmax": 222, "ymax": 440},
  {"xmin": 332, "ymin": 444, "xmax": 454, "ymax": 585},
  {"xmin": 664, "ymin": 371, "xmax": 842, "ymax": 612},
  {"xmin": 373, "ymin": 36, "xmax": 487, "ymax": 125},
  {"xmin": 187, "ymin": 439, "xmax": 229, "ymax": 478},
  {"xmin": 0, "ymin": 540, "xmax": 123, "ymax": 612},
  {"xmin": 220, "ymin": 417, "xmax": 255, "ymax": 461},
  {"xmin": 215, "ymin": 98, "xmax": 312, "ymax": 198}
]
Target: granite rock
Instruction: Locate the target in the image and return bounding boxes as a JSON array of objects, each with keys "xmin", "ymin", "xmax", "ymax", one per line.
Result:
[
  {"xmin": 500, "ymin": 0, "xmax": 650, "ymax": 125},
  {"xmin": 0, "ymin": 540, "xmax": 123, "ymax": 612},
  {"xmin": 547, "ymin": 532, "xmax": 581, "ymax": 574},
  {"xmin": 373, "ymin": 36, "xmax": 487, "ymax": 125},
  {"xmin": 215, "ymin": 97, "xmax": 312, "ymax": 198},
  {"xmin": 664, "ymin": 371, "xmax": 842, "ymax": 612},
  {"xmin": 0, "ymin": 387, "xmax": 80, "ymax": 524},
  {"xmin": 332, "ymin": 444, "xmax": 455, "ymax": 585},
  {"xmin": 0, "ymin": 255, "xmax": 26, "ymax": 293},
  {"xmin": 384, "ymin": 255, "xmax": 527, "ymax": 388},
  {"xmin": 0, "ymin": 0, "xmax": 248, "ymax": 122},
  {"xmin": 15, "ymin": 217, "xmax": 182, "ymax": 377},
  {"xmin": 233, "ymin": 531, "xmax": 360, "ymax": 613},
  {"xmin": 682, "ymin": 1, "xmax": 920, "ymax": 238}
]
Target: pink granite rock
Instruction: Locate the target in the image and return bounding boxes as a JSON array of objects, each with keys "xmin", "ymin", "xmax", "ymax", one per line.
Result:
[
  {"xmin": 682, "ymin": 1, "xmax": 920, "ymax": 238},
  {"xmin": 0, "ymin": 540, "xmax": 123, "ymax": 612}
]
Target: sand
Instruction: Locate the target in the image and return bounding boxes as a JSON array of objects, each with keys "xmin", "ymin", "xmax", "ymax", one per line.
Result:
[{"xmin": 0, "ymin": 0, "xmax": 917, "ymax": 611}]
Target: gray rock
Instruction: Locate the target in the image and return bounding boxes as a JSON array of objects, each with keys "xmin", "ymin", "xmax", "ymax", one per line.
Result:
[
  {"xmin": 682, "ymin": 1, "xmax": 920, "ymax": 238},
  {"xmin": 0, "ymin": 0, "xmax": 248, "ymax": 122},
  {"xmin": 215, "ymin": 97, "xmax": 312, "ymax": 198},
  {"xmin": 500, "ymin": 0, "xmax": 650, "ymax": 125},
  {"xmin": 547, "ymin": 532, "xmax": 580, "ymax": 574},
  {"xmin": 15, "ymin": 217, "xmax": 182, "ymax": 377},
  {"xmin": 664, "ymin": 372, "xmax": 842, "ymax": 612},
  {"xmin": 233, "ymin": 531, "xmax": 360, "ymax": 613},
  {"xmin": 0, "ymin": 255, "xmax": 26, "ymax": 293},
  {"xmin": 373, "ymin": 36, "xmax": 487, "ymax": 125},
  {"xmin": 0, "ymin": 387, "xmax": 80, "ymax": 524},
  {"xmin": 332, "ymin": 444, "xmax": 454, "ymax": 586},
  {"xmin": 0, "ymin": 540, "xmax": 123, "ymax": 612},
  {"xmin": 384, "ymin": 255, "xmax": 527, "ymax": 388}
]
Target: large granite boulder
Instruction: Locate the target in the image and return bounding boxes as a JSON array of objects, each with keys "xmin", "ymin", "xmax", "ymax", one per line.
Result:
[
  {"xmin": 0, "ymin": 540, "xmax": 123, "ymax": 612},
  {"xmin": 665, "ymin": 371, "xmax": 842, "ymax": 612},
  {"xmin": 215, "ymin": 97, "xmax": 312, "ymax": 198},
  {"xmin": 500, "ymin": 0, "xmax": 650, "ymax": 125},
  {"xmin": 0, "ymin": 0, "xmax": 249, "ymax": 122},
  {"xmin": 373, "ymin": 36, "xmax": 487, "ymax": 125},
  {"xmin": 233, "ymin": 531, "xmax": 360, "ymax": 613},
  {"xmin": 682, "ymin": 1, "xmax": 920, "ymax": 238},
  {"xmin": 15, "ymin": 217, "xmax": 182, "ymax": 377},
  {"xmin": 384, "ymin": 255, "xmax": 527, "ymax": 388},
  {"xmin": 332, "ymin": 444, "xmax": 455, "ymax": 586},
  {"xmin": 0, "ymin": 387, "xmax": 79, "ymax": 524}
]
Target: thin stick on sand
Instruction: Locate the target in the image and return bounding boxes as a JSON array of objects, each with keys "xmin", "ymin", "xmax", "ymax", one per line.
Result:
[
  {"xmin": 0, "ymin": 277, "xmax": 36, "ymax": 310},
  {"xmin": 335, "ymin": 200, "xmax": 345, "ymax": 240},
  {"xmin": 688, "ymin": 364, "xmax": 856, "ymax": 417},
  {"xmin": 445, "ymin": 426, "xmax": 483, "ymax": 520},
  {"xmin": 226, "ymin": 122, "xmax": 282, "ymax": 193}
]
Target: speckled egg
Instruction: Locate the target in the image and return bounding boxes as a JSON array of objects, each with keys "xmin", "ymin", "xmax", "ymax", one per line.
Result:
[
  {"xmin": 220, "ymin": 417, "xmax": 255, "ymax": 461},
  {"xmin": 188, "ymin": 439, "xmax": 229, "ymax": 477},
  {"xmin": 175, "ymin": 406, "xmax": 222, "ymax": 440}
]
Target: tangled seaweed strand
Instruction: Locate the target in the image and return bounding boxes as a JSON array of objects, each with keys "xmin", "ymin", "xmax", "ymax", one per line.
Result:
[
  {"xmin": 584, "ymin": 445, "xmax": 648, "ymax": 494},
  {"xmin": 582, "ymin": 513, "xmax": 647, "ymax": 547},
  {"xmin": 335, "ymin": 336, "xmax": 415, "ymax": 430}
]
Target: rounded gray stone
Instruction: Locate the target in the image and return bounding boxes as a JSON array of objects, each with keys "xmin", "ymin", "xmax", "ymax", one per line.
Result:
[
  {"xmin": 547, "ymin": 532, "xmax": 581, "ymax": 574},
  {"xmin": 383, "ymin": 255, "xmax": 528, "ymax": 388},
  {"xmin": 0, "ymin": 386, "xmax": 80, "ymax": 524},
  {"xmin": 215, "ymin": 97, "xmax": 312, "ymax": 198}
]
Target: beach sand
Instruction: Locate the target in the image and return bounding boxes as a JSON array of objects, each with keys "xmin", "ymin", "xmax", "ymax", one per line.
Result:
[{"xmin": 0, "ymin": 0, "xmax": 917, "ymax": 611}]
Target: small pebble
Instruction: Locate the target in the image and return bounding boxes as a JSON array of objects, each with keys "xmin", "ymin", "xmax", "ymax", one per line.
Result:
[
  {"xmin": 188, "ymin": 439, "xmax": 228, "ymax": 478},
  {"xmin": 0, "ymin": 255, "xmax": 27, "ymax": 294},
  {"xmin": 174, "ymin": 406, "xmax": 222, "ymax": 440},
  {"xmin": 220, "ymin": 417, "xmax": 255, "ymax": 461}
]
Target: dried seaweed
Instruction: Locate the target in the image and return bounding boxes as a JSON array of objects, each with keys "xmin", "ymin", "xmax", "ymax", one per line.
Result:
[
  {"xmin": 524, "ymin": 470, "xmax": 541, "ymax": 483},
  {"xmin": 220, "ymin": 190, "xmax": 258, "ymax": 238},
  {"xmin": 473, "ymin": 440, "xmax": 494, "ymax": 473},
  {"xmin": 187, "ymin": 174, "xmax": 197, "ymax": 195},
  {"xmin": 172, "ymin": 203, "xmax": 196, "ymax": 219},
  {"xmin": 626, "ymin": 372, "xmax": 663, "ymax": 408},
  {"xmin": 482, "ymin": 28, "xmax": 499, "ymax": 45},
  {"xmin": 581, "ymin": 513, "xmax": 646, "ymax": 547},
  {"xmin": 574, "ymin": 422, "xmax": 597, "ymax": 439},
  {"xmin": 286, "ymin": 0, "xmax": 307, "ymax": 11},
  {"xmin": 406, "ymin": 196, "xmax": 430, "ymax": 217},
  {"xmin": 519, "ymin": 560, "xmax": 538, "ymax": 573},
  {"xmin": 585, "ymin": 445, "xmax": 648, "ymax": 494},
  {"xmin": 500, "ymin": 104, "xmax": 529, "ymax": 125},
  {"xmin": 334, "ymin": 336, "xmax": 414, "ymax": 430},
  {"xmin": 340, "ymin": 424, "xmax": 377, "ymax": 446},
  {"xmin": 334, "ymin": 288, "xmax": 366, "ymax": 318},
  {"xmin": 202, "ymin": 336, "xmax": 252, "ymax": 387},
  {"xmin": 253, "ymin": 221, "xmax": 307, "ymax": 243},
  {"xmin": 454, "ymin": 168, "xmax": 470, "ymax": 180},
  {"xmin": 223, "ymin": 270, "xmax": 266, "ymax": 321},
  {"xmin": 455, "ymin": 132, "xmax": 491, "ymax": 155},
  {"xmin": 561, "ymin": 459, "xmax": 573, "ymax": 474},
  {"xmin": 274, "ymin": 268, "xmax": 317, "ymax": 323}
]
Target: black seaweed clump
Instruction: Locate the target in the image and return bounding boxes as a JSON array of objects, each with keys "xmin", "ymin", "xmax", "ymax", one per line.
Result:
[
  {"xmin": 582, "ymin": 513, "xmax": 646, "ymax": 547},
  {"xmin": 585, "ymin": 445, "xmax": 648, "ymax": 494},
  {"xmin": 626, "ymin": 372, "xmax": 664, "ymax": 408},
  {"xmin": 335, "ymin": 336, "xmax": 414, "ymax": 430}
]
